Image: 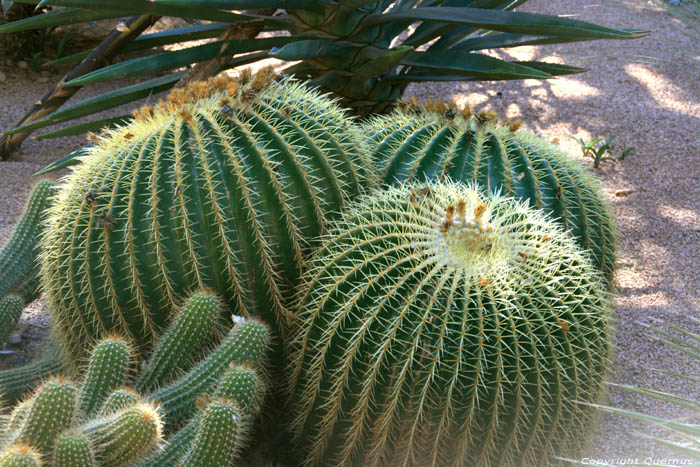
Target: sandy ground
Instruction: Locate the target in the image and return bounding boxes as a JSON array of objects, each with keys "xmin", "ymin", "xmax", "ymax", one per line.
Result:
[{"xmin": 0, "ymin": 0, "xmax": 698, "ymax": 463}]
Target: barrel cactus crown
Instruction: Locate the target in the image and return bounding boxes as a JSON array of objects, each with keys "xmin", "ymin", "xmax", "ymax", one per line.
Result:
[
  {"xmin": 361, "ymin": 103, "xmax": 617, "ymax": 286},
  {"xmin": 289, "ymin": 182, "xmax": 612, "ymax": 466},
  {"xmin": 40, "ymin": 68, "xmax": 375, "ymax": 368}
]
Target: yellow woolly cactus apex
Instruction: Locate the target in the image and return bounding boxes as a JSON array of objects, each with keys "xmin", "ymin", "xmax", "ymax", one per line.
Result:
[{"xmin": 289, "ymin": 181, "xmax": 613, "ymax": 467}]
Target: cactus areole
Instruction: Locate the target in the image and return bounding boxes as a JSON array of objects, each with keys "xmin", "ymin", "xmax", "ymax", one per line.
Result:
[
  {"xmin": 40, "ymin": 69, "xmax": 373, "ymax": 368},
  {"xmin": 290, "ymin": 182, "xmax": 612, "ymax": 467}
]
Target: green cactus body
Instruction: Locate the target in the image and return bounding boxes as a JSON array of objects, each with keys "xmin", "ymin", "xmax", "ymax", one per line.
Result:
[
  {"xmin": 98, "ymin": 389, "xmax": 140, "ymax": 416},
  {"xmin": 150, "ymin": 318, "xmax": 268, "ymax": 425},
  {"xmin": 5, "ymin": 400, "xmax": 33, "ymax": 438},
  {"xmin": 0, "ymin": 296, "xmax": 24, "ymax": 345},
  {"xmin": 0, "ymin": 345, "xmax": 63, "ymax": 405},
  {"xmin": 180, "ymin": 399, "xmax": 243, "ymax": 467},
  {"xmin": 0, "ymin": 180, "xmax": 57, "ymax": 304},
  {"xmin": 214, "ymin": 365, "xmax": 265, "ymax": 420},
  {"xmin": 362, "ymin": 109, "xmax": 617, "ymax": 285},
  {"xmin": 85, "ymin": 402, "xmax": 162, "ymax": 467},
  {"xmin": 290, "ymin": 182, "xmax": 612, "ymax": 466},
  {"xmin": 79, "ymin": 337, "xmax": 132, "ymax": 417},
  {"xmin": 17, "ymin": 378, "xmax": 78, "ymax": 455},
  {"xmin": 136, "ymin": 290, "xmax": 221, "ymax": 393},
  {"xmin": 39, "ymin": 73, "xmax": 373, "ymax": 369},
  {"xmin": 139, "ymin": 419, "xmax": 195, "ymax": 467},
  {"xmin": 53, "ymin": 431, "xmax": 95, "ymax": 467},
  {"xmin": 0, "ymin": 444, "xmax": 41, "ymax": 467}
]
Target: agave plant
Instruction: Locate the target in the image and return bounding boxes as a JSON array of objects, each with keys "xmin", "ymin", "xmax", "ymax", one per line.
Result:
[
  {"xmin": 0, "ymin": 0, "xmax": 646, "ymax": 159},
  {"xmin": 584, "ymin": 316, "xmax": 700, "ymax": 462}
]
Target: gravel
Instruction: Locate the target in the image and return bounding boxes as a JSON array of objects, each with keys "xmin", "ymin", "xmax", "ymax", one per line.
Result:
[{"xmin": 0, "ymin": 0, "xmax": 698, "ymax": 462}]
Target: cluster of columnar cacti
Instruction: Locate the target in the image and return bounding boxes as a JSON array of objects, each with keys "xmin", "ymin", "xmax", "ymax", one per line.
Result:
[
  {"xmin": 0, "ymin": 71, "xmax": 618, "ymax": 466},
  {"xmin": 39, "ymin": 68, "xmax": 375, "ymax": 369},
  {"xmin": 0, "ymin": 338, "xmax": 162, "ymax": 467},
  {"xmin": 361, "ymin": 103, "xmax": 617, "ymax": 286},
  {"xmin": 0, "ymin": 290, "xmax": 270, "ymax": 466},
  {"xmin": 289, "ymin": 182, "xmax": 612, "ymax": 466}
]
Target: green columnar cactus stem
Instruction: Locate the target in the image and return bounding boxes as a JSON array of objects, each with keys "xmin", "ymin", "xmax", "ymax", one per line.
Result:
[
  {"xmin": 98, "ymin": 389, "xmax": 141, "ymax": 416},
  {"xmin": 139, "ymin": 419, "xmax": 196, "ymax": 467},
  {"xmin": 0, "ymin": 444, "xmax": 41, "ymax": 467},
  {"xmin": 0, "ymin": 344, "xmax": 63, "ymax": 405},
  {"xmin": 39, "ymin": 71, "xmax": 374, "ymax": 370},
  {"xmin": 0, "ymin": 180, "xmax": 58, "ymax": 303},
  {"xmin": 17, "ymin": 378, "xmax": 78, "ymax": 455},
  {"xmin": 53, "ymin": 431, "xmax": 95, "ymax": 467},
  {"xmin": 214, "ymin": 365, "xmax": 266, "ymax": 420},
  {"xmin": 136, "ymin": 290, "xmax": 221, "ymax": 393},
  {"xmin": 290, "ymin": 182, "xmax": 612, "ymax": 467},
  {"xmin": 79, "ymin": 337, "xmax": 132, "ymax": 417},
  {"xmin": 85, "ymin": 402, "xmax": 162, "ymax": 467},
  {"xmin": 362, "ymin": 107, "xmax": 617, "ymax": 286},
  {"xmin": 150, "ymin": 318, "xmax": 269, "ymax": 426},
  {"xmin": 0, "ymin": 296, "xmax": 24, "ymax": 345},
  {"xmin": 180, "ymin": 399, "xmax": 243, "ymax": 467},
  {"xmin": 6, "ymin": 400, "xmax": 33, "ymax": 437}
]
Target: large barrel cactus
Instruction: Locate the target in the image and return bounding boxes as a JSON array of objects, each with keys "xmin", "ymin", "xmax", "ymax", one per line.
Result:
[
  {"xmin": 40, "ymin": 69, "xmax": 374, "ymax": 368},
  {"xmin": 289, "ymin": 182, "xmax": 612, "ymax": 466},
  {"xmin": 361, "ymin": 105, "xmax": 617, "ymax": 286}
]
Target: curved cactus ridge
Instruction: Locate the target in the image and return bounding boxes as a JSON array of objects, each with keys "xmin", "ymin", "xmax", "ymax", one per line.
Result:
[
  {"xmin": 16, "ymin": 377, "xmax": 78, "ymax": 455},
  {"xmin": 39, "ymin": 68, "xmax": 375, "ymax": 369},
  {"xmin": 84, "ymin": 402, "xmax": 162, "ymax": 467},
  {"xmin": 78, "ymin": 337, "xmax": 132, "ymax": 417},
  {"xmin": 53, "ymin": 431, "xmax": 95, "ymax": 467},
  {"xmin": 0, "ymin": 295, "xmax": 24, "ymax": 346},
  {"xmin": 180, "ymin": 398, "xmax": 244, "ymax": 467},
  {"xmin": 0, "ymin": 444, "xmax": 41, "ymax": 467},
  {"xmin": 136, "ymin": 289, "xmax": 222, "ymax": 393},
  {"xmin": 289, "ymin": 182, "xmax": 612, "ymax": 467},
  {"xmin": 361, "ymin": 104, "xmax": 617, "ymax": 286},
  {"xmin": 0, "ymin": 180, "xmax": 58, "ymax": 304}
]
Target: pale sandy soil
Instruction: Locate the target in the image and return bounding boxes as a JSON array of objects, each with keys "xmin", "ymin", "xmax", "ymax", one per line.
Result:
[{"xmin": 0, "ymin": 0, "xmax": 699, "ymax": 463}]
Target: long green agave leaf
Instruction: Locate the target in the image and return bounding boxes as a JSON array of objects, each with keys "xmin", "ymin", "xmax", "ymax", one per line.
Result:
[
  {"xmin": 47, "ymin": 22, "xmax": 231, "ymax": 66},
  {"xmin": 34, "ymin": 144, "xmax": 93, "ymax": 175},
  {"xmin": 401, "ymin": 50, "xmax": 552, "ymax": 78},
  {"xmin": 586, "ymin": 403, "xmax": 700, "ymax": 439},
  {"xmin": 6, "ymin": 72, "xmax": 184, "ymax": 135},
  {"xmin": 0, "ymin": 6, "xmax": 122, "ymax": 33},
  {"xmin": 271, "ymin": 40, "xmax": 356, "ymax": 61},
  {"xmin": 40, "ymin": 0, "xmax": 271, "ymax": 23},
  {"xmin": 62, "ymin": 36, "xmax": 294, "ymax": 87},
  {"xmin": 367, "ymin": 7, "xmax": 648, "ymax": 39},
  {"xmin": 36, "ymin": 115, "xmax": 132, "ymax": 139}
]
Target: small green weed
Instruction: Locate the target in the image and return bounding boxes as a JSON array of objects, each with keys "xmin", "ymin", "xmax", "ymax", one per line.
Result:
[{"xmin": 570, "ymin": 135, "xmax": 635, "ymax": 168}]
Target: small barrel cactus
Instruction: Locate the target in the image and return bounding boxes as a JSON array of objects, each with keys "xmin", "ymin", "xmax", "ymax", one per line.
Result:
[
  {"xmin": 0, "ymin": 180, "xmax": 57, "ymax": 303},
  {"xmin": 53, "ymin": 431, "xmax": 95, "ymax": 466},
  {"xmin": 40, "ymin": 69, "xmax": 374, "ymax": 369},
  {"xmin": 289, "ymin": 182, "xmax": 612, "ymax": 466},
  {"xmin": 361, "ymin": 104, "xmax": 617, "ymax": 286}
]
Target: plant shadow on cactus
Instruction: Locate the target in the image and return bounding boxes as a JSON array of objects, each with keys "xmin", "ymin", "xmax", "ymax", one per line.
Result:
[{"xmin": 288, "ymin": 181, "xmax": 613, "ymax": 466}]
